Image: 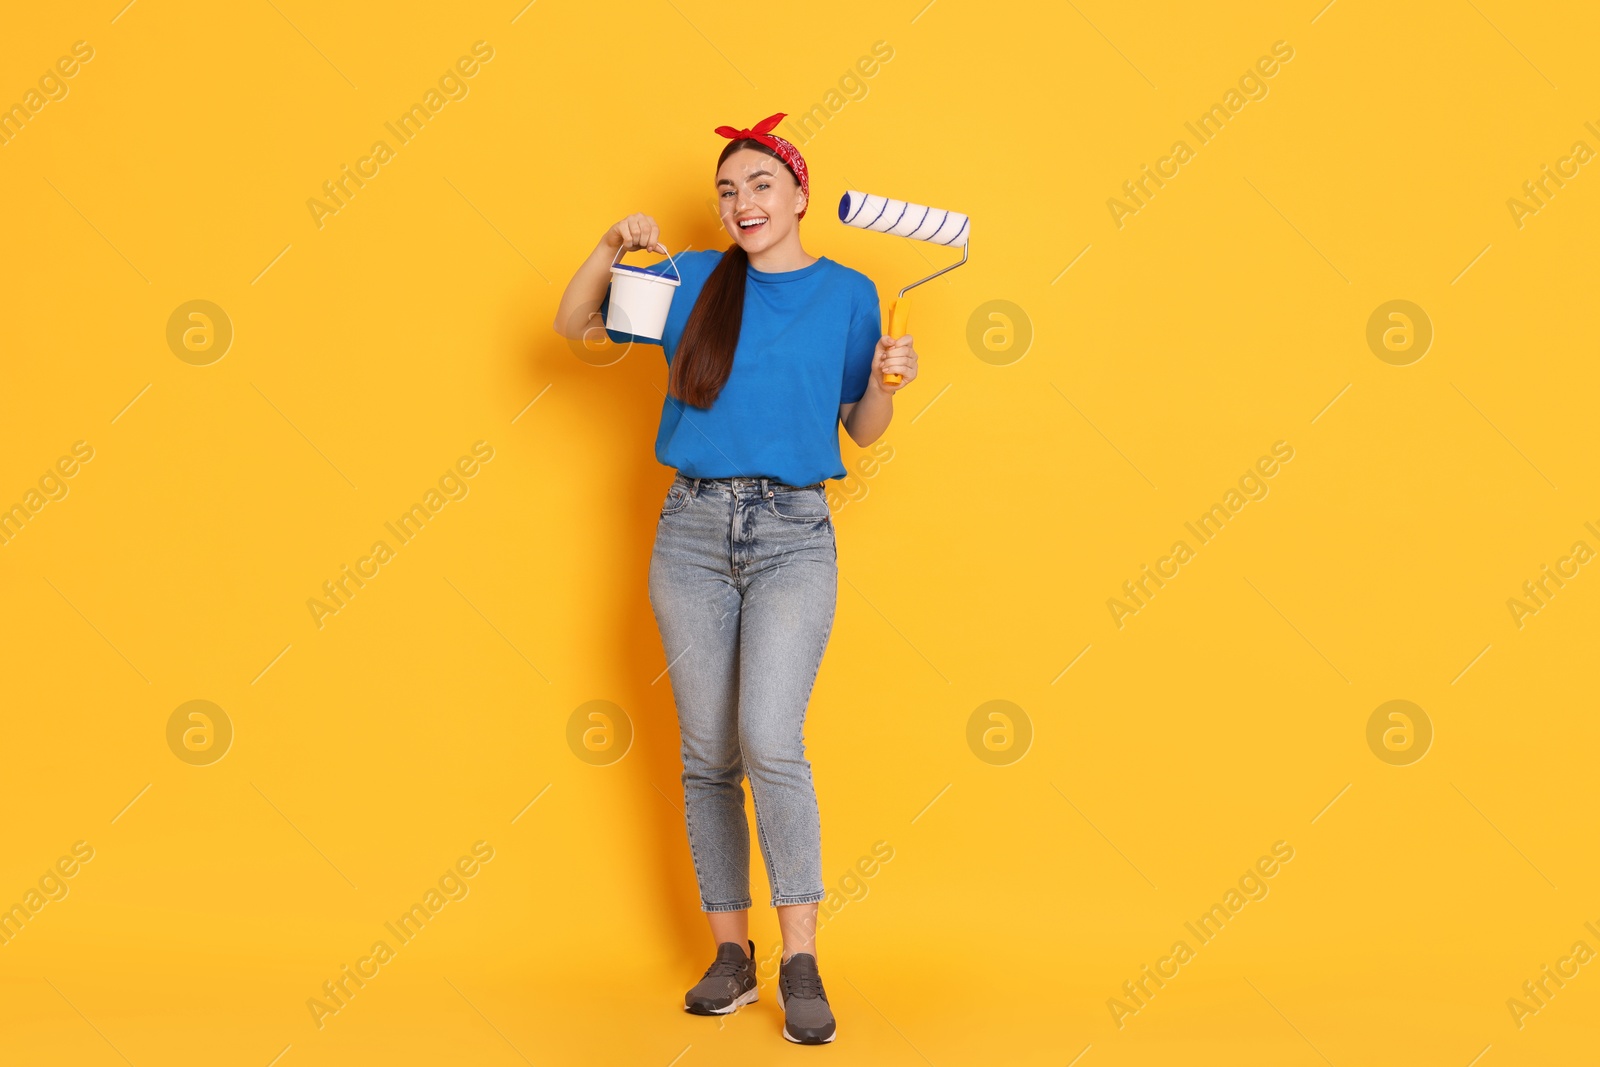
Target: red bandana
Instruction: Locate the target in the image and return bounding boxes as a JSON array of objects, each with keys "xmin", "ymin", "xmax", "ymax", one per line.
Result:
[{"xmin": 713, "ymin": 112, "xmax": 810, "ymax": 220}]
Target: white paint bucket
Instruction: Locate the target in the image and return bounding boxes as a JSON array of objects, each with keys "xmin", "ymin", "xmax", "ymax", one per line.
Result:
[{"xmin": 607, "ymin": 246, "xmax": 682, "ymax": 341}]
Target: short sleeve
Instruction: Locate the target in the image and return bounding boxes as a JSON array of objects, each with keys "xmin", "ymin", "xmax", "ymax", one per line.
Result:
[
  {"xmin": 841, "ymin": 278, "xmax": 882, "ymax": 404},
  {"xmin": 596, "ymin": 256, "xmax": 678, "ymax": 345}
]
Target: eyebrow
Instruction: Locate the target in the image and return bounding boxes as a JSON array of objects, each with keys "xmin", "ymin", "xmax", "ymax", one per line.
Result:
[{"xmin": 717, "ymin": 168, "xmax": 775, "ymax": 188}]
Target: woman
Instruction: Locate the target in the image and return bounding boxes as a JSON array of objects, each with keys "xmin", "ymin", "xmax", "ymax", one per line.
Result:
[{"xmin": 551, "ymin": 112, "xmax": 916, "ymax": 1046}]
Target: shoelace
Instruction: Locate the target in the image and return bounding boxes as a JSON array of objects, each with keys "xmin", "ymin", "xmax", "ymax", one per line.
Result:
[
  {"xmin": 781, "ymin": 969, "xmax": 826, "ymax": 1000},
  {"xmin": 702, "ymin": 956, "xmax": 747, "ymax": 979}
]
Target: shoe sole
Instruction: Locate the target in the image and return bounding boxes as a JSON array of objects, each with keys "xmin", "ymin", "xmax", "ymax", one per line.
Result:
[
  {"xmin": 684, "ymin": 986, "xmax": 758, "ymax": 1015},
  {"xmin": 782, "ymin": 1026, "xmax": 837, "ymax": 1045},
  {"xmin": 776, "ymin": 987, "xmax": 837, "ymax": 1044}
]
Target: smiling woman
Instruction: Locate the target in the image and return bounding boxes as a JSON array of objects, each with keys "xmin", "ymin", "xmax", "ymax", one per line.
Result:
[{"xmin": 550, "ymin": 110, "xmax": 925, "ymax": 1048}]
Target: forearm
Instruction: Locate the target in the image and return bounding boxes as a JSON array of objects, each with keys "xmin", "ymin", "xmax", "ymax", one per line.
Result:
[
  {"xmin": 550, "ymin": 239, "xmax": 616, "ymax": 338},
  {"xmin": 844, "ymin": 378, "xmax": 894, "ymax": 446}
]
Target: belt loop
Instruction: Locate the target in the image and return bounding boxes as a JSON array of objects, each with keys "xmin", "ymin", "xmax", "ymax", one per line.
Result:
[
  {"xmin": 761, "ymin": 476, "xmax": 771, "ymax": 499},
  {"xmin": 692, "ymin": 476, "xmax": 701, "ymax": 495}
]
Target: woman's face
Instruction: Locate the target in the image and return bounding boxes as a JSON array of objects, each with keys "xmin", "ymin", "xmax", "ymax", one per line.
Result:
[{"xmin": 716, "ymin": 147, "xmax": 805, "ymax": 252}]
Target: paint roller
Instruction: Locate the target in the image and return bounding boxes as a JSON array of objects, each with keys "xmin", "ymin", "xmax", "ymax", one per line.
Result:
[{"xmin": 837, "ymin": 190, "xmax": 970, "ymax": 386}]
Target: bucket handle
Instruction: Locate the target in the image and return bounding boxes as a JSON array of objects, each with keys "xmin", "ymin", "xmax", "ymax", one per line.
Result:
[{"xmin": 612, "ymin": 241, "xmax": 686, "ymax": 281}]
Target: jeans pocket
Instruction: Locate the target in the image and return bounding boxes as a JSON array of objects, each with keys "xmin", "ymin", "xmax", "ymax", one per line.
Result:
[
  {"xmin": 766, "ymin": 486, "xmax": 830, "ymax": 523},
  {"xmin": 661, "ymin": 483, "xmax": 692, "ymax": 517}
]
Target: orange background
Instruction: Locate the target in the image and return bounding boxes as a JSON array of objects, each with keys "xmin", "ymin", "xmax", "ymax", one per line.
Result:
[{"xmin": 2, "ymin": 1, "xmax": 1598, "ymax": 1064}]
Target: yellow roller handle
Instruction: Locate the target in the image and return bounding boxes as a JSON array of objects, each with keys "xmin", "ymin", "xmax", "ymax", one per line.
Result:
[{"xmin": 882, "ymin": 298, "xmax": 910, "ymax": 386}]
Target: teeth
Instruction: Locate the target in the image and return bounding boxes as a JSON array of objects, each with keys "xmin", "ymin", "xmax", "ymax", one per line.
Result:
[{"xmin": 739, "ymin": 218, "xmax": 766, "ymax": 228}]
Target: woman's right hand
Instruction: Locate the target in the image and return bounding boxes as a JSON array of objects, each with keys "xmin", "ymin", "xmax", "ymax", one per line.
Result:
[{"xmin": 604, "ymin": 213, "xmax": 667, "ymax": 255}]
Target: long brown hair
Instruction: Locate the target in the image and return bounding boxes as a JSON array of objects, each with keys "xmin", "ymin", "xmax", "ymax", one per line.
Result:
[{"xmin": 668, "ymin": 139, "xmax": 800, "ymax": 408}]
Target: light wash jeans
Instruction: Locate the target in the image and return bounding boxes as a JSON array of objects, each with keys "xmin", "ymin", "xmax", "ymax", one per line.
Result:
[{"xmin": 648, "ymin": 472, "xmax": 837, "ymax": 911}]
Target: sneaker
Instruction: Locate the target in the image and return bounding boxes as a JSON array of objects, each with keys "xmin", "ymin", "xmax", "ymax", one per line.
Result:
[
  {"xmin": 776, "ymin": 952, "xmax": 836, "ymax": 1044},
  {"xmin": 684, "ymin": 939, "xmax": 758, "ymax": 1015}
]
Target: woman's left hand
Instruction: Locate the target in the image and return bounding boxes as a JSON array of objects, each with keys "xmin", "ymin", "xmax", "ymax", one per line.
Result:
[{"xmin": 872, "ymin": 333, "xmax": 918, "ymax": 394}]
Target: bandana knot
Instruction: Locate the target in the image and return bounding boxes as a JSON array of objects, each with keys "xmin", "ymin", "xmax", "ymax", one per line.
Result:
[{"xmin": 714, "ymin": 112, "xmax": 810, "ymax": 220}]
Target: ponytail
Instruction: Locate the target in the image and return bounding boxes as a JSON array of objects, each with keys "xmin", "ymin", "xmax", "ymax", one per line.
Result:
[{"xmin": 668, "ymin": 243, "xmax": 746, "ymax": 409}]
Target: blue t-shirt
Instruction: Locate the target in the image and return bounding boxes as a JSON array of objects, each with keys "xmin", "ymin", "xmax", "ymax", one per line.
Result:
[{"xmin": 598, "ymin": 248, "xmax": 881, "ymax": 486}]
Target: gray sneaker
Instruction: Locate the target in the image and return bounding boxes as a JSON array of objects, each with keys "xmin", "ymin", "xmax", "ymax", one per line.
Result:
[
  {"xmin": 684, "ymin": 939, "xmax": 758, "ymax": 1015},
  {"xmin": 777, "ymin": 952, "xmax": 836, "ymax": 1044}
]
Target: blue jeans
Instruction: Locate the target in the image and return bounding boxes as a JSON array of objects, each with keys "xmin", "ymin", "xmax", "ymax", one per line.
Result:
[{"xmin": 648, "ymin": 472, "xmax": 837, "ymax": 911}]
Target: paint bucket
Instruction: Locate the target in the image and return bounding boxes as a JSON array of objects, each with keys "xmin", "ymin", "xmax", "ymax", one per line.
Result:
[{"xmin": 607, "ymin": 245, "xmax": 682, "ymax": 341}]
